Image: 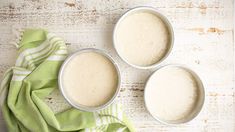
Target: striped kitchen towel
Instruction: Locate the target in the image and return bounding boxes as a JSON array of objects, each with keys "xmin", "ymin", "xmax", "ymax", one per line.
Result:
[{"xmin": 0, "ymin": 29, "xmax": 135, "ymax": 132}]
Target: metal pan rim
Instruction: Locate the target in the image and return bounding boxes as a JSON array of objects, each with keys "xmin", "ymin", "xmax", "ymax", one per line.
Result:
[
  {"xmin": 113, "ymin": 6, "xmax": 174, "ymax": 69},
  {"xmin": 58, "ymin": 48, "xmax": 121, "ymax": 112},
  {"xmin": 144, "ymin": 64, "xmax": 205, "ymax": 125}
]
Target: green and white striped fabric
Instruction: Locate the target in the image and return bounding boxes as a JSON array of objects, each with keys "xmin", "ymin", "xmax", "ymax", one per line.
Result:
[{"xmin": 0, "ymin": 29, "xmax": 135, "ymax": 132}]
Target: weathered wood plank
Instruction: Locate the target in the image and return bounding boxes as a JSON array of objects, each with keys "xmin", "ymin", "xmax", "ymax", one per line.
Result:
[{"xmin": 0, "ymin": 0, "xmax": 234, "ymax": 131}]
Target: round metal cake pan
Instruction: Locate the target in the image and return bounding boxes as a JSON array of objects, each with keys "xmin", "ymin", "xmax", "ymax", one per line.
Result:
[{"xmin": 58, "ymin": 48, "xmax": 121, "ymax": 112}]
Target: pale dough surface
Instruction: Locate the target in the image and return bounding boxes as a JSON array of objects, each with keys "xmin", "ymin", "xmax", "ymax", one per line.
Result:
[
  {"xmin": 115, "ymin": 11, "xmax": 170, "ymax": 66},
  {"xmin": 62, "ymin": 52, "xmax": 118, "ymax": 107},
  {"xmin": 145, "ymin": 67, "xmax": 198, "ymax": 121}
]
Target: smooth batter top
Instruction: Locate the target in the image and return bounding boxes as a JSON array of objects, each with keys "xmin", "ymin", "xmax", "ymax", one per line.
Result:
[
  {"xmin": 115, "ymin": 11, "xmax": 170, "ymax": 66},
  {"xmin": 145, "ymin": 66, "xmax": 199, "ymax": 121},
  {"xmin": 62, "ymin": 52, "xmax": 118, "ymax": 107}
]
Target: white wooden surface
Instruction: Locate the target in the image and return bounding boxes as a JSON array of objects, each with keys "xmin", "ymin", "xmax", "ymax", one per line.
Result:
[{"xmin": 0, "ymin": 0, "xmax": 234, "ymax": 131}]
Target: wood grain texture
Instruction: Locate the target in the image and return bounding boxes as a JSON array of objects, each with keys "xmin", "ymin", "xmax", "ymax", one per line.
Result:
[{"xmin": 0, "ymin": 0, "xmax": 234, "ymax": 131}]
